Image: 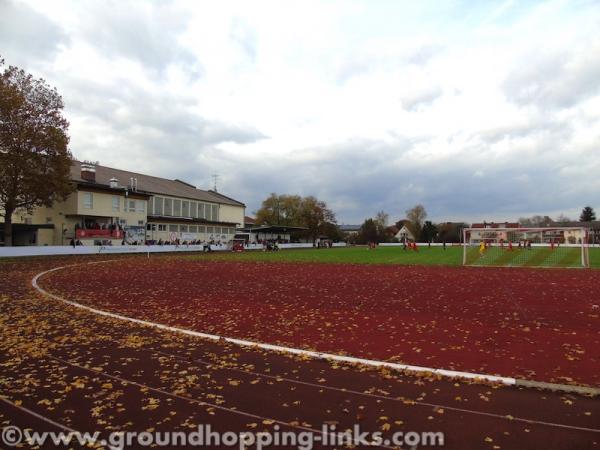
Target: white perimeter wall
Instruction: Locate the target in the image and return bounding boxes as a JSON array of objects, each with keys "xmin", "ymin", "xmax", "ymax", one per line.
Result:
[{"xmin": 0, "ymin": 242, "xmax": 347, "ymax": 258}]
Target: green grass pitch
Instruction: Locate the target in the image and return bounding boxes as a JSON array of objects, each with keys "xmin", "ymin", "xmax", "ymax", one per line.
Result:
[{"xmin": 196, "ymin": 245, "xmax": 600, "ymax": 268}]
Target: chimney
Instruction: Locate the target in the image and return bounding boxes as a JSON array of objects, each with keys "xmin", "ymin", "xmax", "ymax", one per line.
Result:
[
  {"xmin": 109, "ymin": 177, "xmax": 119, "ymax": 188},
  {"xmin": 81, "ymin": 162, "xmax": 96, "ymax": 183}
]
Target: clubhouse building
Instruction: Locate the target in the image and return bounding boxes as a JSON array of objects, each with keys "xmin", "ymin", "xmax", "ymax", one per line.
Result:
[{"xmin": 0, "ymin": 161, "xmax": 245, "ymax": 246}]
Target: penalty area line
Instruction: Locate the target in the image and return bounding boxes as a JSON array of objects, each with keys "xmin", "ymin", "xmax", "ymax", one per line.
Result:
[{"xmin": 30, "ymin": 262, "xmax": 598, "ymax": 395}]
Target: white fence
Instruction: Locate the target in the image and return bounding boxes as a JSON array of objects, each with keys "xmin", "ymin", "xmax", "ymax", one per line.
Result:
[{"xmin": 0, "ymin": 242, "xmax": 347, "ymax": 258}]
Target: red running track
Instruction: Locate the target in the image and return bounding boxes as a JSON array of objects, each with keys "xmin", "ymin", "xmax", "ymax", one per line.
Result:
[{"xmin": 42, "ymin": 259, "xmax": 600, "ymax": 386}]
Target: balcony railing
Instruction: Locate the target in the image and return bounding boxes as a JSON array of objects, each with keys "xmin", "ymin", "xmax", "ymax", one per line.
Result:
[{"xmin": 76, "ymin": 229, "xmax": 123, "ymax": 239}]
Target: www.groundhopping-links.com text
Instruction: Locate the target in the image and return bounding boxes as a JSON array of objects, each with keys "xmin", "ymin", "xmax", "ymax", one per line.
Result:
[{"xmin": 2, "ymin": 423, "xmax": 445, "ymax": 449}]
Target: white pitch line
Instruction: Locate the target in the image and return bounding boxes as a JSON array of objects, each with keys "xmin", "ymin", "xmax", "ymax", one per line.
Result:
[{"xmin": 31, "ymin": 263, "xmax": 516, "ymax": 387}]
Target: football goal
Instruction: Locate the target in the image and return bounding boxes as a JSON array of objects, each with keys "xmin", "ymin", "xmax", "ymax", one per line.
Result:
[{"xmin": 462, "ymin": 227, "xmax": 589, "ymax": 268}]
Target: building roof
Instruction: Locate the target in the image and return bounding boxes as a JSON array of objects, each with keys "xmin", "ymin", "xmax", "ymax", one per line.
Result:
[
  {"xmin": 71, "ymin": 161, "xmax": 245, "ymax": 207},
  {"xmin": 471, "ymin": 222, "xmax": 519, "ymax": 229},
  {"xmin": 239, "ymin": 225, "xmax": 307, "ymax": 233},
  {"xmin": 339, "ymin": 224, "xmax": 361, "ymax": 231},
  {"xmin": 244, "ymin": 216, "xmax": 256, "ymax": 225},
  {"xmin": 548, "ymin": 220, "xmax": 600, "ymax": 228}
]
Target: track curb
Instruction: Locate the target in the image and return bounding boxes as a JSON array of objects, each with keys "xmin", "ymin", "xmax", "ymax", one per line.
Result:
[
  {"xmin": 31, "ymin": 262, "xmax": 599, "ymax": 396},
  {"xmin": 514, "ymin": 379, "xmax": 600, "ymax": 396}
]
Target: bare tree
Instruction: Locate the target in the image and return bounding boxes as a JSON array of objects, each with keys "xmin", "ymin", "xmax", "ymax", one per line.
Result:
[{"xmin": 405, "ymin": 204, "xmax": 427, "ymax": 240}]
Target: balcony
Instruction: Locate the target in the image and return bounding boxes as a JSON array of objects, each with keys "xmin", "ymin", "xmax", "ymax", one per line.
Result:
[{"xmin": 76, "ymin": 229, "xmax": 123, "ymax": 239}]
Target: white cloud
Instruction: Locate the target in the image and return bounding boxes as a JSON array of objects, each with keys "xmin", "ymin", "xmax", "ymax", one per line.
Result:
[{"xmin": 1, "ymin": 0, "xmax": 599, "ymax": 223}]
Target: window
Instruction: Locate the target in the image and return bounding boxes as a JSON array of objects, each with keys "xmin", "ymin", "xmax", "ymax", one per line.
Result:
[
  {"xmin": 112, "ymin": 196, "xmax": 120, "ymax": 212},
  {"xmin": 198, "ymin": 226, "xmax": 206, "ymax": 233},
  {"xmin": 182, "ymin": 201, "xmax": 189, "ymax": 217},
  {"xmin": 158, "ymin": 224, "xmax": 167, "ymax": 232},
  {"xmin": 207, "ymin": 226, "xmax": 214, "ymax": 234},
  {"xmin": 205, "ymin": 204, "xmax": 212, "ymax": 221},
  {"xmin": 180, "ymin": 225, "xmax": 188, "ymax": 233},
  {"xmin": 189, "ymin": 225, "xmax": 198, "ymax": 233},
  {"xmin": 146, "ymin": 223, "xmax": 156, "ymax": 231},
  {"xmin": 199, "ymin": 203, "xmax": 206, "ymax": 219},
  {"xmin": 169, "ymin": 224, "xmax": 178, "ymax": 232},
  {"xmin": 148, "ymin": 197, "xmax": 154, "ymax": 215},
  {"xmin": 128, "ymin": 200, "xmax": 136, "ymax": 212},
  {"xmin": 136, "ymin": 200, "xmax": 145, "ymax": 213},
  {"xmin": 138, "ymin": 220, "xmax": 144, "ymax": 226},
  {"xmin": 173, "ymin": 199, "xmax": 181, "ymax": 216},
  {"xmin": 83, "ymin": 192, "xmax": 93, "ymax": 209},
  {"xmin": 164, "ymin": 198, "xmax": 172, "ymax": 216},
  {"xmin": 212, "ymin": 205, "xmax": 219, "ymax": 221},
  {"xmin": 154, "ymin": 197, "xmax": 164, "ymax": 215},
  {"xmin": 191, "ymin": 202, "xmax": 198, "ymax": 218}
]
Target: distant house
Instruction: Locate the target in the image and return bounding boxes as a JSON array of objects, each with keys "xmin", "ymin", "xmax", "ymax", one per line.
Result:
[
  {"xmin": 339, "ymin": 224, "xmax": 361, "ymax": 235},
  {"xmin": 548, "ymin": 220, "xmax": 600, "ymax": 244},
  {"xmin": 244, "ymin": 216, "xmax": 257, "ymax": 228},
  {"xmin": 387, "ymin": 220, "xmax": 416, "ymax": 242},
  {"xmin": 395, "ymin": 225, "xmax": 415, "ymax": 242}
]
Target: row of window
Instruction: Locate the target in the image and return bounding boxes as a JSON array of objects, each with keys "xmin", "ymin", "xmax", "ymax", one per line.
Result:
[
  {"xmin": 146, "ymin": 223, "xmax": 236, "ymax": 235},
  {"xmin": 149, "ymin": 196, "xmax": 219, "ymax": 221},
  {"xmin": 82, "ymin": 192, "xmax": 145, "ymax": 213}
]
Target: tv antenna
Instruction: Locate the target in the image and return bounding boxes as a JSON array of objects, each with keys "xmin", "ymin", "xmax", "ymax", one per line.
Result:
[{"xmin": 211, "ymin": 173, "xmax": 219, "ymax": 191}]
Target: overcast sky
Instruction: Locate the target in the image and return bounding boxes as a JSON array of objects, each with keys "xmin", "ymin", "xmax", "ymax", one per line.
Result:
[{"xmin": 1, "ymin": 0, "xmax": 599, "ymax": 224}]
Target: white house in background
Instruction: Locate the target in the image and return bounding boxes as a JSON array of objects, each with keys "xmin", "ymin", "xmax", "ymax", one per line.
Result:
[
  {"xmin": 395, "ymin": 224, "xmax": 416, "ymax": 242},
  {"xmin": 339, "ymin": 224, "xmax": 361, "ymax": 235}
]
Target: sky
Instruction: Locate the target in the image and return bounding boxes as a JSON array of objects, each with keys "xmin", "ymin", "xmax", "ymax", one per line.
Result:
[{"xmin": 1, "ymin": 0, "xmax": 599, "ymax": 224}]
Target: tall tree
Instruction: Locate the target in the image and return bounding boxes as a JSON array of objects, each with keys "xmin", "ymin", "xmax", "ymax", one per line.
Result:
[
  {"xmin": 518, "ymin": 215, "xmax": 552, "ymax": 227},
  {"xmin": 405, "ymin": 204, "xmax": 427, "ymax": 241},
  {"xmin": 301, "ymin": 195, "xmax": 336, "ymax": 243},
  {"xmin": 357, "ymin": 218, "xmax": 379, "ymax": 244},
  {"xmin": 580, "ymin": 206, "xmax": 596, "ymax": 222},
  {"xmin": 255, "ymin": 193, "xmax": 303, "ymax": 226},
  {"xmin": 437, "ymin": 222, "xmax": 467, "ymax": 243},
  {"xmin": 0, "ymin": 58, "xmax": 73, "ymax": 246},
  {"xmin": 254, "ymin": 193, "xmax": 337, "ymax": 243},
  {"xmin": 555, "ymin": 214, "xmax": 572, "ymax": 225},
  {"xmin": 421, "ymin": 220, "xmax": 438, "ymax": 242},
  {"xmin": 374, "ymin": 210, "xmax": 389, "ymax": 242},
  {"xmin": 375, "ymin": 210, "xmax": 389, "ymax": 228}
]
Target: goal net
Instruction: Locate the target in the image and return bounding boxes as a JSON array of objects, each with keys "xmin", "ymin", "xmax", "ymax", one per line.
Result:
[{"xmin": 462, "ymin": 227, "xmax": 589, "ymax": 268}]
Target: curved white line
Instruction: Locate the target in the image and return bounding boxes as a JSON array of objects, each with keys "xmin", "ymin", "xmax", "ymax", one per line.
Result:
[{"xmin": 32, "ymin": 263, "xmax": 516, "ymax": 386}]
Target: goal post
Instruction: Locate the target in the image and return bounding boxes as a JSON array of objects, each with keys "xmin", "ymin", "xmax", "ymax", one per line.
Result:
[{"xmin": 462, "ymin": 227, "xmax": 590, "ymax": 268}]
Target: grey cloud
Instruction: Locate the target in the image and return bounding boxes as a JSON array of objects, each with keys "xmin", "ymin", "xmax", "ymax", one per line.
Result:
[
  {"xmin": 207, "ymin": 129, "xmax": 598, "ymax": 223},
  {"xmin": 475, "ymin": 116, "xmax": 573, "ymax": 146},
  {"xmin": 62, "ymin": 76, "xmax": 266, "ymax": 185},
  {"xmin": 65, "ymin": 77, "xmax": 265, "ymax": 147},
  {"xmin": 0, "ymin": 0, "xmax": 69, "ymax": 67},
  {"xmin": 72, "ymin": 0, "xmax": 201, "ymax": 77},
  {"xmin": 401, "ymin": 86, "xmax": 443, "ymax": 111},
  {"xmin": 503, "ymin": 46, "xmax": 600, "ymax": 109}
]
